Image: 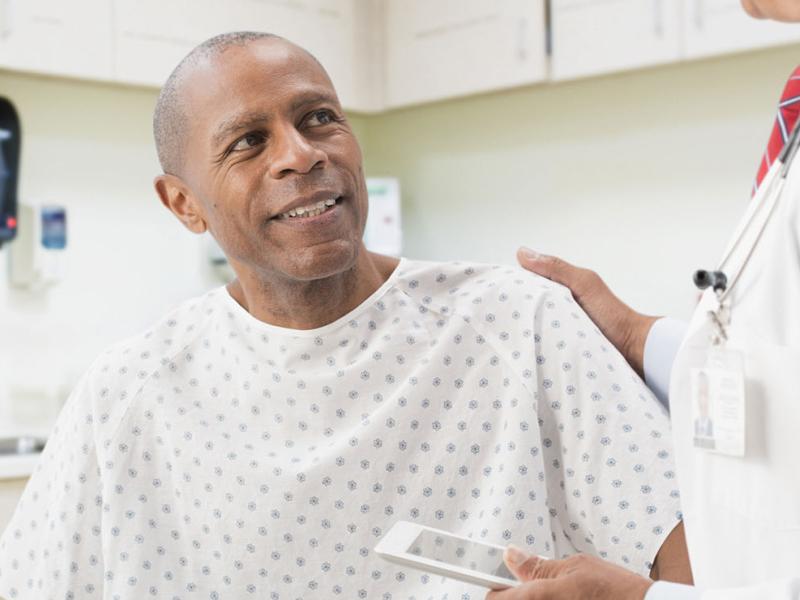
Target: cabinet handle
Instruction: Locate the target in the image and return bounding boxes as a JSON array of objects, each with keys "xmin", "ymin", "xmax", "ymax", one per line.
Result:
[
  {"xmin": 517, "ymin": 17, "xmax": 528, "ymax": 61},
  {"xmin": 544, "ymin": 0, "xmax": 552, "ymax": 56}
]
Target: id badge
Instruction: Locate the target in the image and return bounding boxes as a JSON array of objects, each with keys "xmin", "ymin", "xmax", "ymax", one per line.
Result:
[{"xmin": 690, "ymin": 346, "xmax": 746, "ymax": 457}]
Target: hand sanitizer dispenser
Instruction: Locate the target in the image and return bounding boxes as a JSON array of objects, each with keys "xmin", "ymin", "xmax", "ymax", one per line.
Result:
[
  {"xmin": 10, "ymin": 202, "xmax": 67, "ymax": 288},
  {"xmin": 0, "ymin": 97, "xmax": 20, "ymax": 247}
]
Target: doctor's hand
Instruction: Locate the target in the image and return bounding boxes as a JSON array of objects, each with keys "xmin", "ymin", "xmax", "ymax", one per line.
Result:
[
  {"xmin": 516, "ymin": 248, "xmax": 658, "ymax": 377},
  {"xmin": 486, "ymin": 547, "xmax": 653, "ymax": 600}
]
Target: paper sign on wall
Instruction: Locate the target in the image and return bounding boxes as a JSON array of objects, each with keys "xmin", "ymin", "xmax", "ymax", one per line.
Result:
[{"xmin": 364, "ymin": 178, "xmax": 402, "ymax": 257}]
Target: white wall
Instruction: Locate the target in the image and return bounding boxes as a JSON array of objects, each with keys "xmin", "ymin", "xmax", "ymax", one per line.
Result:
[
  {"xmin": 362, "ymin": 43, "xmax": 800, "ymax": 321},
  {"xmin": 0, "ymin": 72, "xmax": 220, "ymax": 428}
]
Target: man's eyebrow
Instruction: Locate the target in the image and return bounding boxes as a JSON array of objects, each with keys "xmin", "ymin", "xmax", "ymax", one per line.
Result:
[
  {"xmin": 212, "ymin": 111, "xmax": 271, "ymax": 148},
  {"xmin": 290, "ymin": 91, "xmax": 339, "ymax": 112}
]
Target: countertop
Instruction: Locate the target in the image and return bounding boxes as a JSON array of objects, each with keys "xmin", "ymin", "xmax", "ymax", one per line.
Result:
[{"xmin": 0, "ymin": 422, "xmax": 52, "ymax": 481}]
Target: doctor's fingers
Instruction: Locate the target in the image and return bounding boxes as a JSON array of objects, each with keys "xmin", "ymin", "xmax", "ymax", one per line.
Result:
[
  {"xmin": 516, "ymin": 247, "xmax": 655, "ymax": 376},
  {"xmin": 516, "ymin": 248, "xmax": 604, "ymax": 303},
  {"xmin": 503, "ymin": 546, "xmax": 565, "ymax": 581}
]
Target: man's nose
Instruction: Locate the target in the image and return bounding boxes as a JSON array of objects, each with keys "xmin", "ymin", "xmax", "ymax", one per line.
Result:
[{"xmin": 268, "ymin": 126, "xmax": 327, "ymax": 178}]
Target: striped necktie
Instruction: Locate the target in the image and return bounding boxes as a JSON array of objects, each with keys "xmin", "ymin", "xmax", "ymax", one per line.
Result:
[{"xmin": 754, "ymin": 66, "xmax": 800, "ymax": 194}]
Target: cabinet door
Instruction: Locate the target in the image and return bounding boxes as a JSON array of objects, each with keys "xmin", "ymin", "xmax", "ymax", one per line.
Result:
[
  {"xmin": 384, "ymin": 0, "xmax": 547, "ymax": 108},
  {"xmin": 231, "ymin": 0, "xmax": 373, "ymax": 113},
  {"xmin": 347, "ymin": 0, "xmax": 385, "ymax": 113},
  {"xmin": 227, "ymin": 0, "xmax": 378, "ymax": 112},
  {"xmin": 683, "ymin": 0, "xmax": 800, "ymax": 59},
  {"xmin": 0, "ymin": 0, "xmax": 113, "ymax": 81},
  {"xmin": 112, "ymin": 0, "xmax": 374, "ymax": 111},
  {"xmin": 113, "ymin": 0, "xmax": 217, "ymax": 88},
  {"xmin": 114, "ymin": 0, "xmax": 302, "ymax": 88},
  {"xmin": 551, "ymin": 0, "xmax": 681, "ymax": 81}
]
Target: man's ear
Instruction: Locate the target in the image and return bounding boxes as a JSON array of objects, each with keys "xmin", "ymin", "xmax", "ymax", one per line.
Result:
[{"xmin": 154, "ymin": 173, "xmax": 208, "ymax": 234}]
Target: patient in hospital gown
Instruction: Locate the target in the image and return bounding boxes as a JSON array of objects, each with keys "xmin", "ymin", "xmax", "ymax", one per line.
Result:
[{"xmin": 0, "ymin": 259, "xmax": 681, "ymax": 599}]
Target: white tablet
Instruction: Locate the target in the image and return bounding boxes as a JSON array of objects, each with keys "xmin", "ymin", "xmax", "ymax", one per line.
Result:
[{"xmin": 374, "ymin": 521, "xmax": 520, "ymax": 590}]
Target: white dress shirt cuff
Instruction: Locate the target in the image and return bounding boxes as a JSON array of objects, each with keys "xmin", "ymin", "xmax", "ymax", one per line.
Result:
[
  {"xmin": 642, "ymin": 317, "xmax": 688, "ymax": 411},
  {"xmin": 646, "ymin": 581, "xmax": 703, "ymax": 600}
]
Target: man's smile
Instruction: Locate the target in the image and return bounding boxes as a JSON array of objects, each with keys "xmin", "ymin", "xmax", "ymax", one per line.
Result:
[
  {"xmin": 272, "ymin": 196, "xmax": 345, "ymax": 227},
  {"xmin": 277, "ymin": 197, "xmax": 337, "ymax": 219}
]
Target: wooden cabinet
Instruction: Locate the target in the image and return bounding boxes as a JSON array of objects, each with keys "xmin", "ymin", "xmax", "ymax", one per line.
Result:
[
  {"xmin": 683, "ymin": 0, "xmax": 800, "ymax": 59},
  {"xmin": 550, "ymin": 0, "xmax": 682, "ymax": 81},
  {"xmin": 347, "ymin": 0, "xmax": 385, "ymax": 113},
  {"xmin": 1, "ymin": 1, "xmax": 799, "ymax": 112},
  {"xmin": 111, "ymin": 0, "xmax": 380, "ymax": 112},
  {"xmin": 112, "ymin": 0, "xmax": 199, "ymax": 88},
  {"xmin": 0, "ymin": 0, "xmax": 547, "ymax": 112},
  {"xmin": 384, "ymin": 0, "xmax": 547, "ymax": 108},
  {"xmin": 0, "ymin": 0, "xmax": 113, "ymax": 81},
  {"xmin": 233, "ymin": 0, "xmax": 381, "ymax": 113}
]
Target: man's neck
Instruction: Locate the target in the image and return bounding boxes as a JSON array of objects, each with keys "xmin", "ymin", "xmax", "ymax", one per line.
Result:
[{"xmin": 226, "ymin": 250, "xmax": 400, "ymax": 330}]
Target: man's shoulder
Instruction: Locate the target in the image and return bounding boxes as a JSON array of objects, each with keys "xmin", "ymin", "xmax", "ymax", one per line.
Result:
[
  {"xmin": 396, "ymin": 258, "xmax": 572, "ymax": 313},
  {"xmin": 98, "ymin": 287, "xmax": 223, "ymax": 362},
  {"xmin": 81, "ymin": 288, "xmax": 225, "ymax": 409}
]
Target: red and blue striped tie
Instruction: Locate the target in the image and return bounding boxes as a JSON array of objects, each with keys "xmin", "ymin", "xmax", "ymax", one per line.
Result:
[{"xmin": 754, "ymin": 66, "xmax": 800, "ymax": 194}]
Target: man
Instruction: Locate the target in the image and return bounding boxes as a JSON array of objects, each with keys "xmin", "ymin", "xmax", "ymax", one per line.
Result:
[
  {"xmin": 0, "ymin": 33, "xmax": 689, "ymax": 599},
  {"xmin": 493, "ymin": 1, "xmax": 800, "ymax": 599}
]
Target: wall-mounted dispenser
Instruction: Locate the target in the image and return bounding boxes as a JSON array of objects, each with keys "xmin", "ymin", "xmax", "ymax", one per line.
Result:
[
  {"xmin": 0, "ymin": 97, "xmax": 20, "ymax": 247},
  {"xmin": 9, "ymin": 203, "xmax": 67, "ymax": 289}
]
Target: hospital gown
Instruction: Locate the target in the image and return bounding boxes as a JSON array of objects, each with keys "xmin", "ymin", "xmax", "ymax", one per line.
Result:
[{"xmin": 0, "ymin": 259, "xmax": 682, "ymax": 599}]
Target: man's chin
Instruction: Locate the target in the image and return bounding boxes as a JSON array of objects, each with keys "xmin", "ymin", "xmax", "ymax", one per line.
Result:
[{"xmin": 278, "ymin": 240, "xmax": 360, "ymax": 283}]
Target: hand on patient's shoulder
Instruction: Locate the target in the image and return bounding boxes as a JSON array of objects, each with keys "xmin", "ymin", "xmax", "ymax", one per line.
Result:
[
  {"xmin": 516, "ymin": 247, "xmax": 658, "ymax": 378},
  {"xmin": 485, "ymin": 546, "xmax": 653, "ymax": 600}
]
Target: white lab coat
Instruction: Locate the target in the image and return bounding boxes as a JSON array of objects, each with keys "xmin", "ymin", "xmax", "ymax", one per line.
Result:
[{"xmin": 669, "ymin": 155, "xmax": 800, "ymax": 598}]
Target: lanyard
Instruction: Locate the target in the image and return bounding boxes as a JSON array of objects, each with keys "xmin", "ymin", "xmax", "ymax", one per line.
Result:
[
  {"xmin": 695, "ymin": 119, "xmax": 800, "ymax": 342},
  {"xmin": 685, "ymin": 123, "xmax": 800, "ymax": 458}
]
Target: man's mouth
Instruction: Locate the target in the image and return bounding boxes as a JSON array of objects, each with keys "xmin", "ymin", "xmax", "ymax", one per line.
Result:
[{"xmin": 276, "ymin": 197, "xmax": 341, "ymax": 220}]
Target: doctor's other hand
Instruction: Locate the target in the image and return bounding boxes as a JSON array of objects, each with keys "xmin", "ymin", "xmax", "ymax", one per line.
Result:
[
  {"xmin": 486, "ymin": 547, "xmax": 653, "ymax": 600},
  {"xmin": 516, "ymin": 247, "xmax": 658, "ymax": 377}
]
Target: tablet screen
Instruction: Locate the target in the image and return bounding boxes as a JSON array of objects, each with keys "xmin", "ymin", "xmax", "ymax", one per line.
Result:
[{"xmin": 406, "ymin": 530, "xmax": 517, "ymax": 580}]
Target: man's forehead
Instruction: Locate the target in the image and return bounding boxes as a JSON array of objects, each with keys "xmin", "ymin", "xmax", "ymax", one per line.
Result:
[{"xmin": 183, "ymin": 39, "xmax": 334, "ymax": 117}]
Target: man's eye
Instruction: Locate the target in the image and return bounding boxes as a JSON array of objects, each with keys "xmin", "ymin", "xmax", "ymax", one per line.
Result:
[
  {"xmin": 230, "ymin": 132, "xmax": 266, "ymax": 152},
  {"xmin": 307, "ymin": 110, "xmax": 336, "ymax": 126}
]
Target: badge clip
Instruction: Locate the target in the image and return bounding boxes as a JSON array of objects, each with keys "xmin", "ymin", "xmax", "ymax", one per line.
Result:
[{"xmin": 694, "ymin": 270, "xmax": 730, "ymax": 346}]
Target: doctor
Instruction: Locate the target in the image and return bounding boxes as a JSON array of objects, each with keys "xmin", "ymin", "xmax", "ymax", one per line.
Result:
[{"xmin": 488, "ymin": 1, "xmax": 800, "ymax": 599}]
